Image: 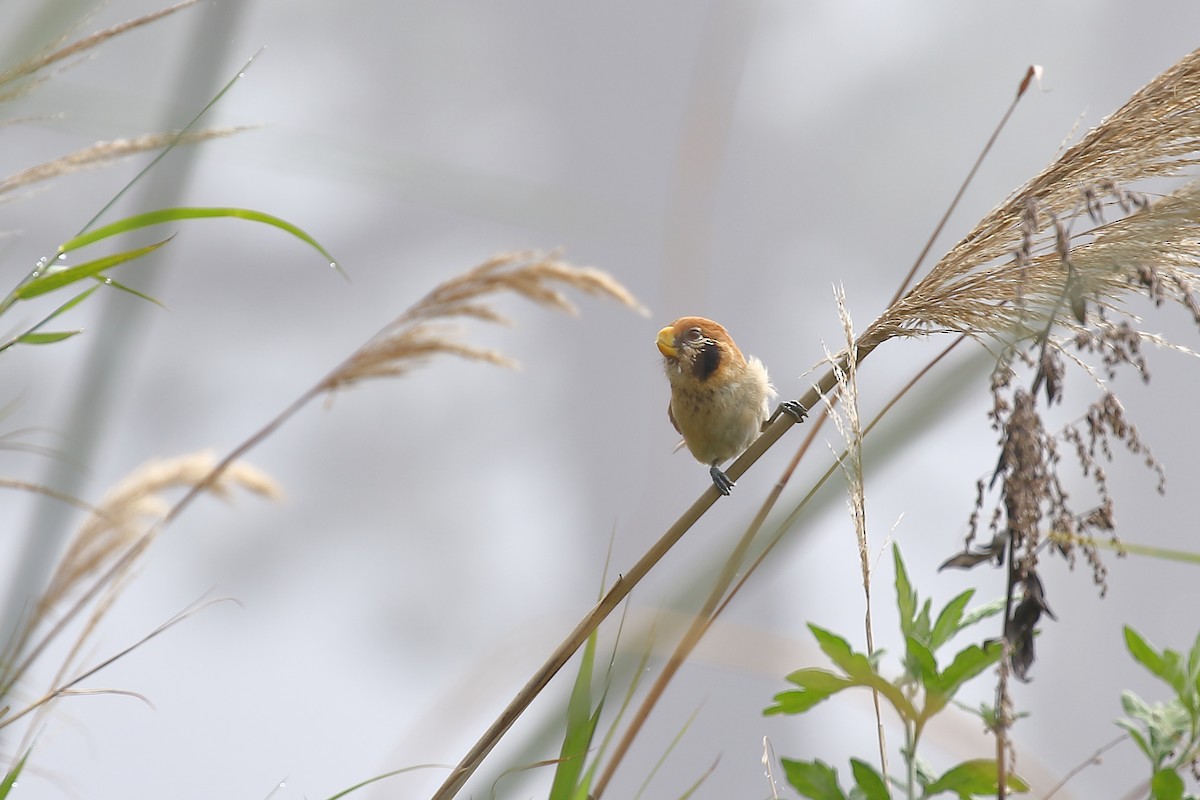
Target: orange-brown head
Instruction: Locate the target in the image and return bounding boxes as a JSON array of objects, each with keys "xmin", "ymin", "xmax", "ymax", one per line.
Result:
[{"xmin": 655, "ymin": 316, "xmax": 746, "ymax": 386}]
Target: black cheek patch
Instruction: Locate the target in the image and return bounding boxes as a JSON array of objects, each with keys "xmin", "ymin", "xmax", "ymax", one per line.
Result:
[{"xmin": 693, "ymin": 342, "xmax": 722, "ymax": 381}]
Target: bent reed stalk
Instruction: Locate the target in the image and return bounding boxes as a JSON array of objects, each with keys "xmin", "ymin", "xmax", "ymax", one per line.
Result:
[{"xmin": 434, "ymin": 45, "xmax": 1200, "ymax": 798}]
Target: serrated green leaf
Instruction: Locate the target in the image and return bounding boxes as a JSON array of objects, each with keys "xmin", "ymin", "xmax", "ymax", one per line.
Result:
[
  {"xmin": 766, "ymin": 669, "xmax": 854, "ymax": 715},
  {"xmin": 1188, "ymin": 631, "xmax": 1200, "ymax": 690},
  {"xmin": 924, "ymin": 759, "xmax": 1029, "ymax": 797},
  {"xmin": 811, "ymin": 624, "xmax": 875, "ymax": 678},
  {"xmin": 15, "ymin": 238, "xmax": 172, "ymax": 299},
  {"xmin": 958, "ymin": 598, "xmax": 1007, "ymax": 629},
  {"xmin": 782, "ymin": 759, "xmax": 847, "ymax": 800},
  {"xmin": 906, "ymin": 635, "xmax": 938, "ymax": 685},
  {"xmin": 1115, "ymin": 718, "xmax": 1153, "ymax": 761},
  {"xmin": 1122, "ymin": 690, "xmax": 1153, "ymax": 721},
  {"xmin": 894, "ymin": 547, "xmax": 917, "ymax": 638},
  {"xmin": 914, "ymin": 599, "xmax": 933, "ymax": 642},
  {"xmin": 927, "ymin": 641, "xmax": 1004, "ymax": 709},
  {"xmin": 849, "ymin": 759, "xmax": 891, "ymax": 800},
  {"xmin": 930, "ymin": 589, "xmax": 975, "ymax": 651},
  {"xmin": 15, "ymin": 330, "xmax": 81, "ymax": 345},
  {"xmin": 1127, "ymin": 627, "xmax": 1168, "ymax": 681},
  {"xmin": 803, "ymin": 625, "xmax": 918, "ymax": 722},
  {"xmin": 58, "ymin": 206, "xmax": 340, "ymax": 274},
  {"xmin": 1152, "ymin": 768, "xmax": 1185, "ymax": 800}
]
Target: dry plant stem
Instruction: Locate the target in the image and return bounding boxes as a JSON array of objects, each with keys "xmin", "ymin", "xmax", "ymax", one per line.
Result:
[
  {"xmin": 591, "ymin": 407, "xmax": 831, "ymax": 799},
  {"xmin": 5, "ymin": 595, "xmax": 232, "ymax": 736},
  {"xmin": 0, "ymin": 128, "xmax": 248, "ymax": 196},
  {"xmin": 0, "ymin": 0, "xmax": 203, "ymax": 87},
  {"xmin": 889, "ymin": 65, "xmax": 1041, "ymax": 307},
  {"xmin": 591, "ymin": 337, "xmax": 970, "ymax": 796},
  {"xmin": 1040, "ymin": 733, "xmax": 1127, "ymax": 800},
  {"xmin": 716, "ymin": 335, "xmax": 969, "ymax": 621},
  {"xmin": 432, "ymin": 346, "xmax": 875, "ymax": 800}
]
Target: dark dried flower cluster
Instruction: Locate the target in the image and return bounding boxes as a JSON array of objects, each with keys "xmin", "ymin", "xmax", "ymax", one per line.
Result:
[{"xmin": 941, "ymin": 179, "xmax": 1190, "ymax": 684}]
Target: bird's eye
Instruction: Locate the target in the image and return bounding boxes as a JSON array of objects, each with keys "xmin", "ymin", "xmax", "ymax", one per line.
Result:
[{"xmin": 686, "ymin": 327, "xmax": 703, "ymax": 341}]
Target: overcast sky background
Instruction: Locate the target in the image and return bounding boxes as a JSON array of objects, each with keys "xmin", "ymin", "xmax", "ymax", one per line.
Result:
[{"xmin": 2, "ymin": 2, "xmax": 1200, "ymax": 798}]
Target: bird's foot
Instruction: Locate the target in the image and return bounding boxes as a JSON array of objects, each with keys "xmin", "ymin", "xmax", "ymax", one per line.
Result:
[
  {"xmin": 780, "ymin": 400, "xmax": 808, "ymax": 422},
  {"xmin": 765, "ymin": 400, "xmax": 808, "ymax": 428},
  {"xmin": 709, "ymin": 465, "xmax": 734, "ymax": 496}
]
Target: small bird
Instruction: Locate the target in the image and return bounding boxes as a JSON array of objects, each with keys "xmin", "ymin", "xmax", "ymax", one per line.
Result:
[{"xmin": 656, "ymin": 316, "xmax": 805, "ymax": 495}]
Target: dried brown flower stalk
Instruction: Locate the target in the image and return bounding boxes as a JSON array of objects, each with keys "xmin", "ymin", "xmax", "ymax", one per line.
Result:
[
  {"xmin": 318, "ymin": 251, "xmax": 646, "ymax": 393},
  {"xmin": 0, "ymin": 128, "xmax": 252, "ymax": 197},
  {"xmin": 862, "ymin": 47, "xmax": 1200, "ymax": 348},
  {"xmin": 35, "ymin": 451, "xmax": 280, "ymax": 625},
  {"xmin": 0, "ymin": 0, "xmax": 203, "ymax": 98}
]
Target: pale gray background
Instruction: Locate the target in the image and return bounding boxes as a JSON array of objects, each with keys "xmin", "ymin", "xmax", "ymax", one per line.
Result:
[{"xmin": 1, "ymin": 1, "xmax": 1199, "ymax": 798}]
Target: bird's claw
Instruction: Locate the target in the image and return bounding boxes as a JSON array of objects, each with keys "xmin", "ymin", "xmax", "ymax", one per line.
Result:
[
  {"xmin": 766, "ymin": 400, "xmax": 808, "ymax": 427},
  {"xmin": 709, "ymin": 465, "xmax": 734, "ymax": 496},
  {"xmin": 781, "ymin": 400, "xmax": 808, "ymax": 422}
]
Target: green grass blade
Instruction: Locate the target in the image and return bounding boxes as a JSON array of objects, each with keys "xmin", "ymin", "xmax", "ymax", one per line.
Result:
[
  {"xmin": 0, "ymin": 285, "xmax": 98, "ymax": 353},
  {"xmin": 548, "ymin": 630, "xmax": 601, "ymax": 800},
  {"xmin": 16, "ymin": 238, "xmax": 172, "ymax": 299},
  {"xmin": 15, "ymin": 331, "xmax": 81, "ymax": 345},
  {"xmin": 323, "ymin": 764, "xmax": 446, "ymax": 799},
  {"xmin": 76, "ymin": 48, "xmax": 263, "ymax": 237},
  {"xmin": 59, "ymin": 206, "xmax": 341, "ymax": 274},
  {"xmin": 93, "ymin": 274, "xmax": 166, "ymax": 307},
  {"xmin": 0, "ymin": 747, "xmax": 30, "ymax": 799}
]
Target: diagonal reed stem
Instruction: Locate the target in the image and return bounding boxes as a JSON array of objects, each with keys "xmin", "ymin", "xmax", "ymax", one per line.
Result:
[{"xmin": 430, "ymin": 345, "xmax": 875, "ymax": 799}]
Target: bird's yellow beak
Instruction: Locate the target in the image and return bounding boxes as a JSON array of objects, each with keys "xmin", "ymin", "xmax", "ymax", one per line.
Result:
[{"xmin": 656, "ymin": 327, "xmax": 678, "ymax": 358}]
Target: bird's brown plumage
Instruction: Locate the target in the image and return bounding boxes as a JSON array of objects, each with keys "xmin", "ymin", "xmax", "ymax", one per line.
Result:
[{"xmin": 656, "ymin": 316, "xmax": 775, "ymax": 494}]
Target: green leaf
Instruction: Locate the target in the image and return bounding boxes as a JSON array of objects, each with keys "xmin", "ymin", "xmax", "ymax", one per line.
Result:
[
  {"xmin": 0, "ymin": 285, "xmax": 99, "ymax": 354},
  {"xmin": 782, "ymin": 759, "xmax": 848, "ymax": 800},
  {"xmin": 811, "ymin": 624, "xmax": 876, "ymax": 679},
  {"xmin": 930, "ymin": 589, "xmax": 975, "ymax": 651},
  {"xmin": 1127, "ymin": 627, "xmax": 1168, "ymax": 681},
  {"xmin": 1188, "ymin": 631, "xmax": 1200, "ymax": 689},
  {"xmin": 849, "ymin": 759, "xmax": 891, "ymax": 800},
  {"xmin": 15, "ymin": 238, "xmax": 172, "ymax": 299},
  {"xmin": 926, "ymin": 641, "xmax": 1004, "ymax": 711},
  {"xmin": 1151, "ymin": 768, "xmax": 1185, "ymax": 800},
  {"xmin": 894, "ymin": 547, "xmax": 917, "ymax": 638},
  {"xmin": 905, "ymin": 635, "xmax": 938, "ymax": 685},
  {"xmin": 96, "ymin": 273, "xmax": 166, "ymax": 307},
  {"xmin": 0, "ymin": 747, "xmax": 29, "ymax": 799},
  {"xmin": 924, "ymin": 759, "xmax": 1029, "ymax": 797},
  {"xmin": 958, "ymin": 598, "xmax": 1007, "ymax": 630},
  {"xmin": 15, "ymin": 330, "xmax": 81, "ymax": 345},
  {"xmin": 549, "ymin": 629, "xmax": 600, "ymax": 800},
  {"xmin": 914, "ymin": 599, "xmax": 933, "ymax": 642},
  {"xmin": 766, "ymin": 669, "xmax": 854, "ymax": 715},
  {"xmin": 1115, "ymin": 718, "xmax": 1154, "ymax": 761},
  {"xmin": 58, "ymin": 206, "xmax": 340, "ymax": 272},
  {"xmin": 1122, "ymin": 690, "xmax": 1153, "ymax": 721}
]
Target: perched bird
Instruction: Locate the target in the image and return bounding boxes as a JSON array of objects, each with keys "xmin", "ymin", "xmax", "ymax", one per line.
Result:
[{"xmin": 656, "ymin": 316, "xmax": 805, "ymax": 495}]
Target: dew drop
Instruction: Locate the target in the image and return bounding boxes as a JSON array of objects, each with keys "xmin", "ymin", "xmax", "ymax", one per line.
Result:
[
  {"xmin": 57, "ymin": 252, "xmax": 67, "ymax": 260},
  {"xmin": 104, "ymin": 278, "xmax": 113, "ymax": 285},
  {"xmin": 329, "ymin": 261, "xmax": 338, "ymax": 270}
]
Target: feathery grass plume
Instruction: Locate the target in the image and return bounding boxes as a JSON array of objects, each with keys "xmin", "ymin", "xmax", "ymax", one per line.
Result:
[
  {"xmin": 862, "ymin": 47, "xmax": 1200, "ymax": 349},
  {"xmin": 0, "ymin": 129, "xmax": 253, "ymax": 198},
  {"xmin": 0, "ymin": 0, "xmax": 203, "ymax": 100},
  {"xmin": 34, "ymin": 451, "xmax": 280, "ymax": 624},
  {"xmin": 318, "ymin": 251, "xmax": 647, "ymax": 394}
]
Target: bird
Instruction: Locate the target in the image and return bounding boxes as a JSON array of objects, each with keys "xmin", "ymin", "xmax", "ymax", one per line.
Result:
[{"xmin": 656, "ymin": 316, "xmax": 806, "ymax": 495}]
